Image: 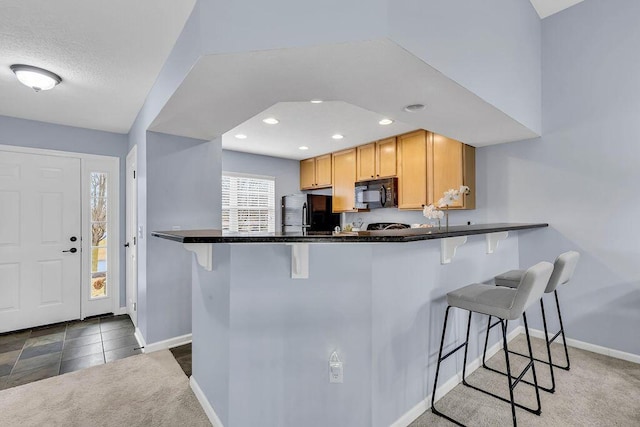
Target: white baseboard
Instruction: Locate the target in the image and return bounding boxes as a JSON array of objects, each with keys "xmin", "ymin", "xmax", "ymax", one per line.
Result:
[
  {"xmin": 134, "ymin": 327, "xmax": 146, "ymax": 350},
  {"xmin": 528, "ymin": 328, "xmax": 640, "ymax": 365},
  {"xmin": 190, "ymin": 376, "xmax": 224, "ymax": 427},
  {"xmin": 390, "ymin": 326, "xmax": 524, "ymax": 427},
  {"xmin": 133, "ymin": 328, "xmax": 192, "ymax": 353}
]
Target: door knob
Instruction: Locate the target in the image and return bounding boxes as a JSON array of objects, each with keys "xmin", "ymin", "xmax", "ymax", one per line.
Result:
[
  {"xmin": 62, "ymin": 248, "xmax": 78, "ymax": 253},
  {"xmin": 124, "ymin": 243, "xmax": 130, "ymax": 248},
  {"xmin": 70, "ymin": 236, "xmax": 77, "ymax": 242}
]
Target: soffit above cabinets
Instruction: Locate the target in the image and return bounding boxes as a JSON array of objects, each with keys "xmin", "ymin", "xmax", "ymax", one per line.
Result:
[
  {"xmin": 529, "ymin": 0, "xmax": 585, "ymax": 19},
  {"xmin": 150, "ymin": 39, "xmax": 538, "ymax": 160},
  {"xmin": 0, "ymin": 0, "xmax": 197, "ymax": 133}
]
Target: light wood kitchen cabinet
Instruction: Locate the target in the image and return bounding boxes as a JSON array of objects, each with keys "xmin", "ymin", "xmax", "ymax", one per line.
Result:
[
  {"xmin": 332, "ymin": 148, "xmax": 357, "ymax": 213},
  {"xmin": 430, "ymin": 134, "xmax": 475, "ymax": 209},
  {"xmin": 397, "ymin": 131, "xmax": 429, "ymax": 209},
  {"xmin": 397, "ymin": 130, "xmax": 475, "ymax": 210},
  {"xmin": 356, "ymin": 137, "xmax": 397, "ymax": 181},
  {"xmin": 300, "ymin": 154, "xmax": 332, "ymax": 190}
]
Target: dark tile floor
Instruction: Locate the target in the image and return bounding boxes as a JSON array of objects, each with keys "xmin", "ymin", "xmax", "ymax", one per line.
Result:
[
  {"xmin": 170, "ymin": 343, "xmax": 192, "ymax": 377},
  {"xmin": 0, "ymin": 314, "xmax": 141, "ymax": 390}
]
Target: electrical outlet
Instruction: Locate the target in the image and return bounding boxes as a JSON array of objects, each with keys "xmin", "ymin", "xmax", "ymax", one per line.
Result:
[{"xmin": 329, "ymin": 351, "xmax": 343, "ymax": 383}]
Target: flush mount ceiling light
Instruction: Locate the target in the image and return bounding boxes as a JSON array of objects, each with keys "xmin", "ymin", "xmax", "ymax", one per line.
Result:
[
  {"xmin": 332, "ymin": 134, "xmax": 344, "ymax": 140},
  {"xmin": 235, "ymin": 134, "xmax": 248, "ymax": 139},
  {"xmin": 310, "ymin": 99, "xmax": 323, "ymax": 104},
  {"xmin": 403, "ymin": 103, "xmax": 426, "ymax": 113},
  {"xmin": 378, "ymin": 118, "xmax": 394, "ymax": 125},
  {"xmin": 10, "ymin": 64, "xmax": 61, "ymax": 92},
  {"xmin": 262, "ymin": 117, "xmax": 279, "ymax": 125},
  {"xmin": 299, "ymin": 146, "xmax": 309, "ymax": 150}
]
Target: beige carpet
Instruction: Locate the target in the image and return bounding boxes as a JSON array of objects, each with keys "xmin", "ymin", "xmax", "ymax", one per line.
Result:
[
  {"xmin": 0, "ymin": 350, "xmax": 211, "ymax": 427},
  {"xmin": 412, "ymin": 335, "xmax": 640, "ymax": 426}
]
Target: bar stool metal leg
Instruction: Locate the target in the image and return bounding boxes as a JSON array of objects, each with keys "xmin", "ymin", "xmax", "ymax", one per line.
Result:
[
  {"xmin": 431, "ymin": 306, "xmax": 465, "ymax": 426},
  {"xmin": 554, "ymin": 290, "xmax": 571, "ymax": 370}
]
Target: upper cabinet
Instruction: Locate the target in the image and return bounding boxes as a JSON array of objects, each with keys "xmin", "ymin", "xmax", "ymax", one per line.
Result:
[
  {"xmin": 356, "ymin": 137, "xmax": 397, "ymax": 181},
  {"xmin": 332, "ymin": 148, "xmax": 356, "ymax": 213},
  {"xmin": 300, "ymin": 129, "xmax": 475, "ymax": 211},
  {"xmin": 300, "ymin": 154, "xmax": 332, "ymax": 190},
  {"xmin": 397, "ymin": 130, "xmax": 475, "ymax": 210},
  {"xmin": 397, "ymin": 131, "xmax": 429, "ymax": 209}
]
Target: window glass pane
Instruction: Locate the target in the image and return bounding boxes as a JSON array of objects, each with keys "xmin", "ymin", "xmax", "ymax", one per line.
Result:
[
  {"xmin": 90, "ymin": 172, "xmax": 108, "ymax": 299},
  {"xmin": 92, "ymin": 272, "xmax": 107, "ymax": 298},
  {"xmin": 222, "ymin": 174, "xmax": 275, "ymax": 233}
]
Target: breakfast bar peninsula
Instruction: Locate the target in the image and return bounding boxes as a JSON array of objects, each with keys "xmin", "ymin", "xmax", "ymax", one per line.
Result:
[{"xmin": 153, "ymin": 222, "xmax": 547, "ymax": 427}]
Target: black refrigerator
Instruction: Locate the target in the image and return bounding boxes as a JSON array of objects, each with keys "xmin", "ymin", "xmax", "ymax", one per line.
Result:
[{"xmin": 281, "ymin": 194, "xmax": 340, "ymax": 234}]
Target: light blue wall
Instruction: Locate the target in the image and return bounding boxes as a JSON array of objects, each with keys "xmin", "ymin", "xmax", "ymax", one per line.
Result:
[
  {"xmin": 388, "ymin": 0, "xmax": 542, "ymax": 134},
  {"xmin": 192, "ymin": 236, "xmax": 521, "ymax": 426},
  {"xmin": 198, "ymin": 0, "xmax": 386, "ymax": 54},
  {"xmin": 222, "ymin": 150, "xmax": 300, "ymax": 229},
  {"xmin": 127, "ymin": 1, "xmax": 204, "ymax": 342},
  {"xmin": 0, "ymin": 115, "xmax": 129, "ymax": 308},
  {"xmin": 145, "ymin": 132, "xmax": 221, "ymax": 343},
  {"xmin": 480, "ymin": 0, "xmax": 640, "ymax": 356}
]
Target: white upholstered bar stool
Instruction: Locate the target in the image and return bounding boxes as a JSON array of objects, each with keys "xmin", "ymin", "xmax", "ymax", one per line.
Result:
[
  {"xmin": 431, "ymin": 261, "xmax": 554, "ymax": 427},
  {"xmin": 481, "ymin": 251, "xmax": 580, "ymax": 394}
]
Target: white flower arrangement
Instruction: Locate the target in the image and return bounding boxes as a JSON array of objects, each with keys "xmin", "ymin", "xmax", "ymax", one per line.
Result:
[{"xmin": 423, "ymin": 186, "xmax": 471, "ymax": 229}]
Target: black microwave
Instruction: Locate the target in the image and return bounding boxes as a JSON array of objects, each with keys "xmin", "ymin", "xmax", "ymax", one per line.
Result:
[{"xmin": 354, "ymin": 177, "xmax": 398, "ymax": 209}]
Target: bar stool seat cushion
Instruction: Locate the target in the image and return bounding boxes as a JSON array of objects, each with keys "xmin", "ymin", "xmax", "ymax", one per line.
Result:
[
  {"xmin": 495, "ymin": 270, "xmax": 524, "ymax": 288},
  {"xmin": 447, "ymin": 283, "xmax": 518, "ymax": 320}
]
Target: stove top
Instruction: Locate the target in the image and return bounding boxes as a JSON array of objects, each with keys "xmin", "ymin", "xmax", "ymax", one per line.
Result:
[{"xmin": 366, "ymin": 222, "xmax": 411, "ymax": 231}]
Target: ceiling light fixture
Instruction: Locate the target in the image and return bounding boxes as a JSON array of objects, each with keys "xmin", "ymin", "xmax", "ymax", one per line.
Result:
[
  {"xmin": 262, "ymin": 117, "xmax": 279, "ymax": 125},
  {"xmin": 310, "ymin": 99, "xmax": 323, "ymax": 104},
  {"xmin": 299, "ymin": 146, "xmax": 309, "ymax": 150},
  {"xmin": 10, "ymin": 64, "xmax": 61, "ymax": 92},
  {"xmin": 403, "ymin": 104, "xmax": 426, "ymax": 113},
  {"xmin": 235, "ymin": 134, "xmax": 247, "ymax": 139},
  {"xmin": 332, "ymin": 134, "xmax": 344, "ymax": 140},
  {"xmin": 378, "ymin": 118, "xmax": 394, "ymax": 125}
]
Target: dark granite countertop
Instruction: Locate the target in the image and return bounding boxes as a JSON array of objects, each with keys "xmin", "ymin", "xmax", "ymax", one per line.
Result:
[{"xmin": 151, "ymin": 223, "xmax": 548, "ymax": 244}]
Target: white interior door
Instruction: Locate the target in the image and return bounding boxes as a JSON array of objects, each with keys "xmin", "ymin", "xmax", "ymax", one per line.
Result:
[
  {"xmin": 125, "ymin": 146, "xmax": 137, "ymax": 327},
  {"xmin": 0, "ymin": 151, "xmax": 81, "ymax": 333}
]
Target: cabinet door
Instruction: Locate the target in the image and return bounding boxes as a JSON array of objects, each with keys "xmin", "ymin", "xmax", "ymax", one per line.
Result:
[
  {"xmin": 356, "ymin": 143, "xmax": 376, "ymax": 181},
  {"xmin": 376, "ymin": 137, "xmax": 397, "ymax": 178},
  {"xmin": 397, "ymin": 131, "xmax": 428, "ymax": 209},
  {"xmin": 332, "ymin": 148, "xmax": 356, "ymax": 213},
  {"xmin": 430, "ymin": 134, "xmax": 475, "ymax": 209},
  {"xmin": 431, "ymin": 134, "xmax": 464, "ymax": 208},
  {"xmin": 300, "ymin": 158, "xmax": 316, "ymax": 190},
  {"xmin": 315, "ymin": 154, "xmax": 332, "ymax": 187}
]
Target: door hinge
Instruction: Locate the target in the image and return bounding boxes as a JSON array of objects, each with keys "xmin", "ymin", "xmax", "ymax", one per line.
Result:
[
  {"xmin": 133, "ymin": 170, "xmax": 136, "ymax": 179},
  {"xmin": 133, "ymin": 302, "xmax": 137, "ymax": 311},
  {"xmin": 133, "ymin": 236, "xmax": 137, "ymax": 245}
]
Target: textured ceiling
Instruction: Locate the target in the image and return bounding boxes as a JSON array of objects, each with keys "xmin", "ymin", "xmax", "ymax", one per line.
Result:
[
  {"xmin": 529, "ymin": 0, "xmax": 584, "ymax": 19},
  {"xmin": 0, "ymin": 0, "xmax": 196, "ymax": 133}
]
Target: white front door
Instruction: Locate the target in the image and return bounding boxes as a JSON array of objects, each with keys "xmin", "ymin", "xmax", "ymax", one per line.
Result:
[{"xmin": 0, "ymin": 151, "xmax": 82, "ymax": 333}]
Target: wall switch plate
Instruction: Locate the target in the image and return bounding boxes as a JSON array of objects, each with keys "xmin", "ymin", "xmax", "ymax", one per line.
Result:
[{"xmin": 329, "ymin": 351, "xmax": 343, "ymax": 383}]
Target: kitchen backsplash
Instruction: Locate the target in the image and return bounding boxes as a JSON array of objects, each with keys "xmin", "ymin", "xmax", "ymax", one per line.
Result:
[{"xmin": 343, "ymin": 208, "xmax": 483, "ymax": 229}]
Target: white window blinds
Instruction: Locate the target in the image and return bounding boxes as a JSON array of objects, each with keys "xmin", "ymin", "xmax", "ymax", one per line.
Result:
[{"xmin": 222, "ymin": 173, "xmax": 275, "ymax": 233}]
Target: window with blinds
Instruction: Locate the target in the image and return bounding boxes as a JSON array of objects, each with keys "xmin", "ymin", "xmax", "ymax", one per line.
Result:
[{"xmin": 222, "ymin": 173, "xmax": 276, "ymax": 233}]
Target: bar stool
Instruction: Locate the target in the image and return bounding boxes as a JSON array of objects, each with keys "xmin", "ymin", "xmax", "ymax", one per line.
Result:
[
  {"xmin": 481, "ymin": 251, "xmax": 580, "ymax": 393},
  {"xmin": 431, "ymin": 261, "xmax": 554, "ymax": 427}
]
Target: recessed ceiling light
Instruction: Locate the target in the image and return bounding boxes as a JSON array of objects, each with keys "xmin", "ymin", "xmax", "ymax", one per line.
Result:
[
  {"xmin": 299, "ymin": 146, "xmax": 309, "ymax": 150},
  {"xmin": 378, "ymin": 118, "xmax": 394, "ymax": 125},
  {"xmin": 332, "ymin": 134, "xmax": 344, "ymax": 140},
  {"xmin": 403, "ymin": 104, "xmax": 426, "ymax": 113},
  {"xmin": 310, "ymin": 99, "xmax": 323, "ymax": 104},
  {"xmin": 10, "ymin": 64, "xmax": 61, "ymax": 92},
  {"xmin": 235, "ymin": 134, "xmax": 247, "ymax": 139},
  {"xmin": 262, "ymin": 117, "xmax": 279, "ymax": 125}
]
